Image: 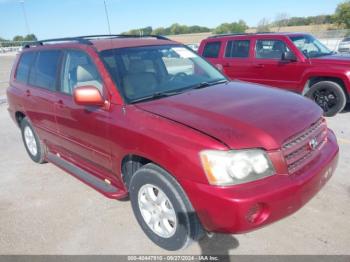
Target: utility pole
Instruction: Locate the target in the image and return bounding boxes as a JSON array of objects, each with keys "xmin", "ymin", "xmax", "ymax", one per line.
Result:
[{"xmin": 20, "ymin": 0, "xmax": 31, "ymax": 35}]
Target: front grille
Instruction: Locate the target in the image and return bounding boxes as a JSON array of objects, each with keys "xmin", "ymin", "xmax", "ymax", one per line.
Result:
[{"xmin": 282, "ymin": 118, "xmax": 328, "ymax": 174}]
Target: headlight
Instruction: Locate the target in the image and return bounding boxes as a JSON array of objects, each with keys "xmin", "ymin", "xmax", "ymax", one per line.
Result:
[{"xmin": 200, "ymin": 149, "xmax": 275, "ymax": 186}]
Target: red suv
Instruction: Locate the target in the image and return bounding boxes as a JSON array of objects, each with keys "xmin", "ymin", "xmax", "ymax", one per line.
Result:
[
  {"xmin": 7, "ymin": 35, "xmax": 339, "ymax": 250},
  {"xmin": 199, "ymin": 33, "xmax": 350, "ymax": 117}
]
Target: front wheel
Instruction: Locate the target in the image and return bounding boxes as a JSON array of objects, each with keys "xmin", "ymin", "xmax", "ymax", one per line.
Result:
[
  {"xmin": 306, "ymin": 81, "xmax": 347, "ymax": 117},
  {"xmin": 129, "ymin": 163, "xmax": 204, "ymax": 251}
]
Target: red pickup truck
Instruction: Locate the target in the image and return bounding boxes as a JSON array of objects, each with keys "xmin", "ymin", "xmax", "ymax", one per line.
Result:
[{"xmin": 199, "ymin": 33, "xmax": 350, "ymax": 117}]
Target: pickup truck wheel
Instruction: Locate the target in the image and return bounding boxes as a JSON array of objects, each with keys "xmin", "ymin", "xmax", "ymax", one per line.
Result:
[
  {"xmin": 129, "ymin": 163, "xmax": 204, "ymax": 251},
  {"xmin": 20, "ymin": 117, "xmax": 46, "ymax": 163},
  {"xmin": 306, "ymin": 81, "xmax": 347, "ymax": 117}
]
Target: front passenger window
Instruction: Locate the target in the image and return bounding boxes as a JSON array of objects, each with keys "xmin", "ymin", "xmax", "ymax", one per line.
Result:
[
  {"xmin": 255, "ymin": 40, "xmax": 290, "ymax": 59},
  {"xmin": 61, "ymin": 50, "xmax": 103, "ymax": 95}
]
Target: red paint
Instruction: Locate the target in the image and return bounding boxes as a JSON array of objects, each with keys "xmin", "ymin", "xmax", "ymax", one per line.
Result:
[{"xmin": 7, "ymin": 37, "xmax": 339, "ymax": 234}]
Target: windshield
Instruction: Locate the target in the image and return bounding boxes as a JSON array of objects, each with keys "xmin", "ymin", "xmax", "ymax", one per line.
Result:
[
  {"xmin": 99, "ymin": 45, "xmax": 226, "ymax": 103},
  {"xmin": 289, "ymin": 35, "xmax": 332, "ymax": 58}
]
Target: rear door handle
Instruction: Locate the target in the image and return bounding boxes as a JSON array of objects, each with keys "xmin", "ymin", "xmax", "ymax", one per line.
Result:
[{"xmin": 25, "ymin": 90, "xmax": 31, "ymax": 97}]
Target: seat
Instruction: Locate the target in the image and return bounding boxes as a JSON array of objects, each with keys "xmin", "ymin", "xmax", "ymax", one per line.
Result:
[
  {"xmin": 122, "ymin": 60, "xmax": 157, "ymax": 98},
  {"xmin": 271, "ymin": 41, "xmax": 286, "ymax": 59},
  {"xmin": 76, "ymin": 64, "xmax": 103, "ymax": 92}
]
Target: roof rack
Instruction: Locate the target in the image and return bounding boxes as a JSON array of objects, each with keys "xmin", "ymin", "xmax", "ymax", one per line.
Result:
[
  {"xmin": 208, "ymin": 32, "xmax": 277, "ymax": 39},
  {"xmin": 208, "ymin": 33, "xmax": 249, "ymax": 38},
  {"xmin": 23, "ymin": 37, "xmax": 92, "ymax": 48},
  {"xmin": 78, "ymin": 34, "xmax": 170, "ymax": 40},
  {"xmin": 24, "ymin": 34, "xmax": 170, "ymax": 48}
]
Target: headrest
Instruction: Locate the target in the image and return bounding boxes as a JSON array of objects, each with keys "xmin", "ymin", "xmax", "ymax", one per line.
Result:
[
  {"xmin": 76, "ymin": 65, "xmax": 96, "ymax": 82},
  {"xmin": 128, "ymin": 59, "xmax": 147, "ymax": 74}
]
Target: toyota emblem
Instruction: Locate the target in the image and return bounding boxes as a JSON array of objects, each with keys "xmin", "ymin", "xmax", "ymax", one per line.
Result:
[{"xmin": 309, "ymin": 138, "xmax": 318, "ymax": 150}]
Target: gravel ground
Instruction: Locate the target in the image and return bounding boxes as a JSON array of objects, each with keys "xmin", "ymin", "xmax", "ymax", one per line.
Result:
[{"xmin": 0, "ymin": 54, "xmax": 349, "ymax": 255}]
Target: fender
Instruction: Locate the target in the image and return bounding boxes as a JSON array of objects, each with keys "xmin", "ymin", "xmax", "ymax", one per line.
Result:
[{"xmin": 300, "ymin": 67, "xmax": 350, "ymax": 95}]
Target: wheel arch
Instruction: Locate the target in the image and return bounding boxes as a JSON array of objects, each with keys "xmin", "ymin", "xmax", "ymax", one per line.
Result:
[
  {"xmin": 15, "ymin": 111, "xmax": 26, "ymax": 127},
  {"xmin": 302, "ymin": 76, "xmax": 349, "ymax": 101},
  {"xmin": 121, "ymin": 154, "xmax": 155, "ymax": 190}
]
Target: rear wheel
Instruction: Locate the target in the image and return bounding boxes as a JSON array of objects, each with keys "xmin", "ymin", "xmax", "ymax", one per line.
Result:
[
  {"xmin": 306, "ymin": 81, "xmax": 347, "ymax": 117},
  {"xmin": 20, "ymin": 117, "xmax": 46, "ymax": 163},
  {"xmin": 129, "ymin": 163, "xmax": 204, "ymax": 250}
]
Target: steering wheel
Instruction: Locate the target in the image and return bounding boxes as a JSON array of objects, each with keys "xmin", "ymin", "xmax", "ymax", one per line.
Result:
[{"xmin": 170, "ymin": 72, "xmax": 187, "ymax": 81}]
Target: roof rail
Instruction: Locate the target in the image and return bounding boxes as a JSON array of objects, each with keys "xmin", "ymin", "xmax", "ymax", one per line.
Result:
[
  {"xmin": 208, "ymin": 33, "xmax": 249, "ymax": 38},
  {"xmin": 23, "ymin": 37, "xmax": 93, "ymax": 48},
  {"xmin": 23, "ymin": 34, "xmax": 170, "ymax": 48},
  {"xmin": 208, "ymin": 32, "xmax": 278, "ymax": 39},
  {"xmin": 79, "ymin": 34, "xmax": 170, "ymax": 40}
]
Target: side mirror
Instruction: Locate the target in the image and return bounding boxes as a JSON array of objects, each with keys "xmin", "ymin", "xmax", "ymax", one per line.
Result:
[
  {"xmin": 282, "ymin": 51, "xmax": 297, "ymax": 62},
  {"xmin": 73, "ymin": 85, "xmax": 105, "ymax": 106}
]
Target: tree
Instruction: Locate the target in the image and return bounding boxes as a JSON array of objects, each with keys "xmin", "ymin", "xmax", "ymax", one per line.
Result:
[
  {"xmin": 334, "ymin": 1, "xmax": 350, "ymax": 28},
  {"xmin": 13, "ymin": 35, "xmax": 24, "ymax": 41},
  {"xmin": 257, "ymin": 18, "xmax": 271, "ymax": 32},
  {"xmin": 274, "ymin": 13, "xmax": 289, "ymax": 31},
  {"xmin": 24, "ymin": 34, "xmax": 37, "ymax": 41},
  {"xmin": 213, "ymin": 20, "xmax": 248, "ymax": 34}
]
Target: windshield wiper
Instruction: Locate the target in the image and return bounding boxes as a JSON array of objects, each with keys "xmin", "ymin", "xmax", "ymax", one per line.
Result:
[
  {"xmin": 130, "ymin": 79, "xmax": 228, "ymax": 104},
  {"xmin": 130, "ymin": 90, "xmax": 183, "ymax": 104},
  {"xmin": 191, "ymin": 79, "xmax": 228, "ymax": 90}
]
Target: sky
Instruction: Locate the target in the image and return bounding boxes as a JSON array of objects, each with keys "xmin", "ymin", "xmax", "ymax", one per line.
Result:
[{"xmin": 0, "ymin": 0, "xmax": 344, "ymax": 40}]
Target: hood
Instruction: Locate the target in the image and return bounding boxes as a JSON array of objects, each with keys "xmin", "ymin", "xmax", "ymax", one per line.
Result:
[
  {"xmin": 136, "ymin": 81, "xmax": 322, "ymax": 150},
  {"xmin": 311, "ymin": 54, "xmax": 350, "ymax": 66}
]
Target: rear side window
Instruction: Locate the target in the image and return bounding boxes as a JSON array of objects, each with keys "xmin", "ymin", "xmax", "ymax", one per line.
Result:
[
  {"xmin": 225, "ymin": 40, "xmax": 250, "ymax": 58},
  {"xmin": 29, "ymin": 50, "xmax": 62, "ymax": 90},
  {"xmin": 15, "ymin": 52, "xmax": 36, "ymax": 84},
  {"xmin": 202, "ymin": 42, "xmax": 221, "ymax": 58}
]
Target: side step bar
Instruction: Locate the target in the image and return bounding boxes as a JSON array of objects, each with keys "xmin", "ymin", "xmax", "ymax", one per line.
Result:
[{"xmin": 47, "ymin": 153, "xmax": 119, "ymax": 193}]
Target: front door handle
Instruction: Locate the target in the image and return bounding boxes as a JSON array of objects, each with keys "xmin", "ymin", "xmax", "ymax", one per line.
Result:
[
  {"xmin": 25, "ymin": 90, "xmax": 31, "ymax": 97},
  {"xmin": 254, "ymin": 64, "xmax": 265, "ymax": 68},
  {"xmin": 56, "ymin": 99, "xmax": 64, "ymax": 108}
]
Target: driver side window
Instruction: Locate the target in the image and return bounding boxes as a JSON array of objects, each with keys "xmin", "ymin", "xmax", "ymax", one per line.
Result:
[
  {"xmin": 255, "ymin": 40, "xmax": 291, "ymax": 59},
  {"xmin": 60, "ymin": 50, "xmax": 103, "ymax": 95}
]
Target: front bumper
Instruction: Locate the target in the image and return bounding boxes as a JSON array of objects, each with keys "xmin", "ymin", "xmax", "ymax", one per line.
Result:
[{"xmin": 181, "ymin": 130, "xmax": 339, "ymax": 234}]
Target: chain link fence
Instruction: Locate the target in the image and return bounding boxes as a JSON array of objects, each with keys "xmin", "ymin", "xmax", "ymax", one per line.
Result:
[
  {"xmin": 312, "ymin": 29, "xmax": 350, "ymax": 51},
  {"xmin": 0, "ymin": 41, "xmax": 34, "ymax": 54},
  {"xmin": 1, "ymin": 29, "xmax": 350, "ymax": 54}
]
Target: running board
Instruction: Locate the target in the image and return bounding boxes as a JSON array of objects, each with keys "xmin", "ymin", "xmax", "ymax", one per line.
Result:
[{"xmin": 47, "ymin": 153, "xmax": 119, "ymax": 194}]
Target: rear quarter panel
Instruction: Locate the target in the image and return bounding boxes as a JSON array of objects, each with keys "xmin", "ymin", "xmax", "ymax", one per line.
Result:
[{"xmin": 6, "ymin": 53, "xmax": 26, "ymax": 126}]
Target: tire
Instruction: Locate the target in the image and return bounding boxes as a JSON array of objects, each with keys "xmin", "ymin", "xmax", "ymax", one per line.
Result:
[
  {"xmin": 129, "ymin": 163, "xmax": 204, "ymax": 251},
  {"xmin": 306, "ymin": 81, "xmax": 347, "ymax": 117},
  {"xmin": 20, "ymin": 117, "xmax": 46, "ymax": 163}
]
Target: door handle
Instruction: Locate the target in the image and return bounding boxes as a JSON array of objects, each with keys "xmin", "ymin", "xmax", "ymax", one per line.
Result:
[
  {"xmin": 223, "ymin": 63, "xmax": 232, "ymax": 67},
  {"xmin": 254, "ymin": 64, "xmax": 265, "ymax": 68},
  {"xmin": 56, "ymin": 99, "xmax": 64, "ymax": 108},
  {"xmin": 25, "ymin": 90, "xmax": 31, "ymax": 97}
]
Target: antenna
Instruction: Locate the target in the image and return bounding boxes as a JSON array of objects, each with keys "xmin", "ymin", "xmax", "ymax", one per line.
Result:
[
  {"xmin": 20, "ymin": 0, "xmax": 30, "ymax": 35},
  {"xmin": 103, "ymin": 0, "xmax": 112, "ymax": 36}
]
